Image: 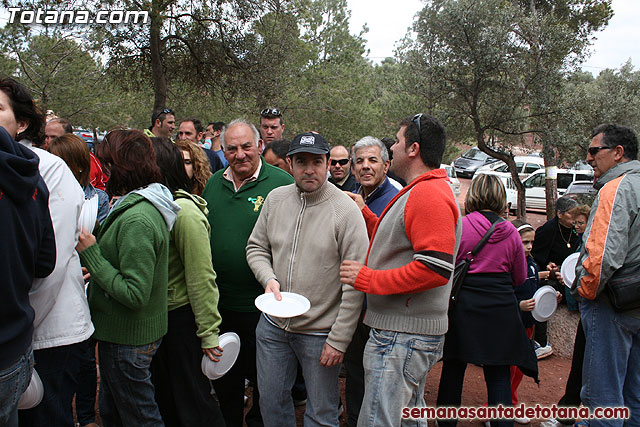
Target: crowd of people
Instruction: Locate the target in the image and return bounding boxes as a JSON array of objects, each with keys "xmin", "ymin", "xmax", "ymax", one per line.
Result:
[{"xmin": 2, "ymin": 74, "xmax": 640, "ymax": 427}]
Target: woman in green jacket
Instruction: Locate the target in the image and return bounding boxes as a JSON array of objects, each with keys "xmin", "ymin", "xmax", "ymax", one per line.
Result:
[
  {"xmin": 149, "ymin": 137, "xmax": 225, "ymax": 426},
  {"xmin": 76, "ymin": 129, "xmax": 179, "ymax": 426}
]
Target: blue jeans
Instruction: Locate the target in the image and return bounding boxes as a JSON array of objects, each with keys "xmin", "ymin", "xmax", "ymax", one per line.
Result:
[
  {"xmin": 256, "ymin": 315, "xmax": 341, "ymax": 427},
  {"xmin": 98, "ymin": 339, "xmax": 164, "ymax": 427},
  {"xmin": 581, "ymin": 298, "xmax": 640, "ymax": 427},
  {"xmin": 358, "ymin": 328, "xmax": 444, "ymax": 427},
  {"xmin": 0, "ymin": 348, "xmax": 32, "ymax": 427}
]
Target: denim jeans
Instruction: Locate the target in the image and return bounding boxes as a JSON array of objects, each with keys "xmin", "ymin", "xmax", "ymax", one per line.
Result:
[
  {"xmin": 0, "ymin": 348, "xmax": 32, "ymax": 427},
  {"xmin": 581, "ymin": 298, "xmax": 640, "ymax": 427},
  {"xmin": 358, "ymin": 328, "xmax": 444, "ymax": 427},
  {"xmin": 98, "ymin": 339, "xmax": 164, "ymax": 427},
  {"xmin": 256, "ymin": 315, "xmax": 341, "ymax": 427},
  {"xmin": 19, "ymin": 342, "xmax": 83, "ymax": 427}
]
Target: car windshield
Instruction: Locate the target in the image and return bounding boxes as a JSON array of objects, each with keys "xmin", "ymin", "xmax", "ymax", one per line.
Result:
[
  {"xmin": 462, "ymin": 148, "xmax": 488, "ymax": 161},
  {"xmin": 443, "ymin": 165, "xmax": 454, "ymax": 178},
  {"xmin": 568, "ymin": 184, "xmax": 593, "ymax": 194},
  {"xmin": 495, "ymin": 162, "xmax": 523, "ymax": 173}
]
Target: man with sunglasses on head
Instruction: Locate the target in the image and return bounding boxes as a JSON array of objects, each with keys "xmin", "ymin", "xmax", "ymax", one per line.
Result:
[
  {"xmin": 145, "ymin": 107, "xmax": 176, "ymax": 138},
  {"xmin": 329, "ymin": 145, "xmax": 357, "ymax": 192},
  {"xmin": 259, "ymin": 108, "xmax": 285, "ymax": 150},
  {"xmin": 340, "ymin": 114, "xmax": 461, "ymax": 427},
  {"xmin": 572, "ymin": 124, "xmax": 640, "ymax": 426}
]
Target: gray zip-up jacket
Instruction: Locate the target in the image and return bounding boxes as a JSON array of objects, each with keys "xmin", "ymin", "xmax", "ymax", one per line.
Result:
[
  {"xmin": 246, "ymin": 180, "xmax": 368, "ymax": 352},
  {"xmin": 573, "ymin": 160, "xmax": 640, "ymax": 319}
]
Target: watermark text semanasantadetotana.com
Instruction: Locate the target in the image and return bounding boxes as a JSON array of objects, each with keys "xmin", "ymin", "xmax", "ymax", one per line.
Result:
[
  {"xmin": 401, "ymin": 404, "xmax": 630, "ymax": 420},
  {"xmin": 7, "ymin": 8, "xmax": 148, "ymax": 25}
]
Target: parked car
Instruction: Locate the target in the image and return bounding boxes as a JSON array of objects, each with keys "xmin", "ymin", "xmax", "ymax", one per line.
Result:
[
  {"xmin": 564, "ymin": 180, "xmax": 597, "ymax": 206},
  {"xmin": 565, "ymin": 180, "xmax": 597, "ymax": 196},
  {"xmin": 73, "ymin": 128, "xmax": 96, "ymax": 150},
  {"xmin": 453, "ymin": 147, "xmax": 500, "ymax": 178},
  {"xmin": 473, "ymin": 171, "xmax": 518, "ymax": 214},
  {"xmin": 510, "ymin": 169, "xmax": 594, "ymax": 211},
  {"xmin": 475, "ymin": 156, "xmax": 544, "ymax": 179},
  {"xmin": 441, "ymin": 163, "xmax": 461, "ymax": 196}
]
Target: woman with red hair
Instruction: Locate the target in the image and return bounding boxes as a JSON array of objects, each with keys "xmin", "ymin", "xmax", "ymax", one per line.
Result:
[{"xmin": 76, "ymin": 129, "xmax": 180, "ymax": 426}]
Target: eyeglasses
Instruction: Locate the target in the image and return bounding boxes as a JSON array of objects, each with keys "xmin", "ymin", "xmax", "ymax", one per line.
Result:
[
  {"xmin": 587, "ymin": 146, "xmax": 612, "ymax": 156},
  {"xmin": 330, "ymin": 158, "xmax": 349, "ymax": 166},
  {"xmin": 260, "ymin": 108, "xmax": 281, "ymax": 117}
]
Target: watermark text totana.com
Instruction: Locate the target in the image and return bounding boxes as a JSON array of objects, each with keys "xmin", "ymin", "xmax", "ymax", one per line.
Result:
[{"xmin": 7, "ymin": 8, "xmax": 149, "ymax": 25}]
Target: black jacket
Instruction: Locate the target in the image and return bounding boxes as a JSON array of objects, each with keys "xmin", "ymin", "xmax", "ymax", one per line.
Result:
[
  {"xmin": 329, "ymin": 172, "xmax": 357, "ymax": 192},
  {"xmin": 0, "ymin": 126, "xmax": 56, "ymax": 368}
]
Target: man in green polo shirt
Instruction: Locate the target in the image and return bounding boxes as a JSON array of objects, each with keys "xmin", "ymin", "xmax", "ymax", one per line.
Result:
[{"xmin": 202, "ymin": 118, "xmax": 293, "ymax": 427}]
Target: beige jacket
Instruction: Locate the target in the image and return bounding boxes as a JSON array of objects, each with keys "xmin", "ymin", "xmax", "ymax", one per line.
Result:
[{"xmin": 246, "ymin": 181, "xmax": 368, "ymax": 352}]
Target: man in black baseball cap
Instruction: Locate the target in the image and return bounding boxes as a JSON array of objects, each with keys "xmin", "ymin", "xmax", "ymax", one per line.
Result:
[
  {"xmin": 285, "ymin": 132, "xmax": 331, "ymax": 192},
  {"xmin": 247, "ymin": 130, "xmax": 368, "ymax": 426}
]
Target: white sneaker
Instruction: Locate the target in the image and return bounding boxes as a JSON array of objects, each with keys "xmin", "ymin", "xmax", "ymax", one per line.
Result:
[
  {"xmin": 515, "ymin": 416, "xmax": 530, "ymax": 424},
  {"xmin": 535, "ymin": 343, "xmax": 553, "ymax": 359}
]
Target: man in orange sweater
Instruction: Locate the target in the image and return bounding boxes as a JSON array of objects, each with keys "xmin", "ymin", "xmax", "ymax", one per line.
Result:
[{"xmin": 340, "ymin": 114, "xmax": 462, "ymax": 427}]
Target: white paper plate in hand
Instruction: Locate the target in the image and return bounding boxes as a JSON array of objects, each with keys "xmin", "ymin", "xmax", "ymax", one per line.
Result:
[
  {"xmin": 532, "ymin": 285, "xmax": 558, "ymax": 322},
  {"xmin": 561, "ymin": 252, "xmax": 580, "ymax": 289},
  {"xmin": 78, "ymin": 194, "xmax": 99, "ymax": 234},
  {"xmin": 254, "ymin": 292, "xmax": 311, "ymax": 318},
  {"xmin": 18, "ymin": 369, "xmax": 43, "ymax": 410},
  {"xmin": 201, "ymin": 332, "xmax": 240, "ymax": 380}
]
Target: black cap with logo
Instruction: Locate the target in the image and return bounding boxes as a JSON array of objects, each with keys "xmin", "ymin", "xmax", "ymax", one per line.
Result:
[{"xmin": 287, "ymin": 132, "xmax": 330, "ymax": 156}]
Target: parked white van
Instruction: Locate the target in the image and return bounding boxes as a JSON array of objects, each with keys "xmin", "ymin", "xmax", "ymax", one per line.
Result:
[{"xmin": 511, "ymin": 168, "xmax": 594, "ymax": 211}]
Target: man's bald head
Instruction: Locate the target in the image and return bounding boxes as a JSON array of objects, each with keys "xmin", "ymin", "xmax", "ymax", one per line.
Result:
[{"xmin": 329, "ymin": 145, "xmax": 351, "ymax": 181}]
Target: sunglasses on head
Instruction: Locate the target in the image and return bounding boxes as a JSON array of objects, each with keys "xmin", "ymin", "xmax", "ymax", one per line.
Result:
[
  {"xmin": 411, "ymin": 113, "xmax": 424, "ymax": 145},
  {"xmin": 412, "ymin": 113, "xmax": 423, "ymax": 132},
  {"xmin": 587, "ymin": 146, "xmax": 613, "ymax": 156},
  {"xmin": 330, "ymin": 158, "xmax": 349, "ymax": 166},
  {"xmin": 153, "ymin": 108, "xmax": 173, "ymax": 122},
  {"xmin": 260, "ymin": 108, "xmax": 281, "ymax": 117}
]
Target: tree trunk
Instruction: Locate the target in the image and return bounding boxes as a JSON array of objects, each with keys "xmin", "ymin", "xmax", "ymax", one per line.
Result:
[
  {"xmin": 474, "ymin": 128, "xmax": 527, "ymax": 221},
  {"xmin": 542, "ymin": 140, "xmax": 557, "ymax": 219},
  {"xmin": 150, "ymin": 0, "xmax": 167, "ymax": 110}
]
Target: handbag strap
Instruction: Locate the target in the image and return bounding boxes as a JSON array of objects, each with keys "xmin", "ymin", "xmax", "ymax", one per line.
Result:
[{"xmin": 469, "ymin": 211, "xmax": 505, "ymax": 257}]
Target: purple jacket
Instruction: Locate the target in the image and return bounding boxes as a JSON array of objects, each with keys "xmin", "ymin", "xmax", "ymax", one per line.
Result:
[{"xmin": 457, "ymin": 211, "xmax": 527, "ymax": 286}]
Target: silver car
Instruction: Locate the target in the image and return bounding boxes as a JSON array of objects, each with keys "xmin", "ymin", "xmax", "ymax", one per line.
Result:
[{"xmin": 453, "ymin": 147, "xmax": 499, "ymax": 178}]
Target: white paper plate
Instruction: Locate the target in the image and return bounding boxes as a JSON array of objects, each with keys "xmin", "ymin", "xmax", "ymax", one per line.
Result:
[
  {"xmin": 201, "ymin": 332, "xmax": 240, "ymax": 380},
  {"xmin": 532, "ymin": 285, "xmax": 558, "ymax": 322},
  {"xmin": 17, "ymin": 369, "xmax": 44, "ymax": 410},
  {"xmin": 78, "ymin": 194, "xmax": 99, "ymax": 234},
  {"xmin": 561, "ymin": 252, "xmax": 580, "ymax": 289},
  {"xmin": 254, "ymin": 292, "xmax": 311, "ymax": 318}
]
